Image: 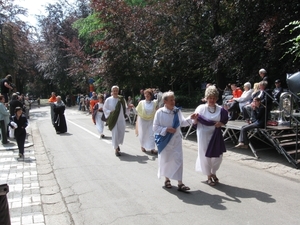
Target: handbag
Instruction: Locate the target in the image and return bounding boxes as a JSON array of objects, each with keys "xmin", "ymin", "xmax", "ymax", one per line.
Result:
[
  {"xmin": 101, "ymin": 113, "xmax": 107, "ymax": 122},
  {"xmin": 267, "ymin": 120, "xmax": 278, "ymax": 126}
]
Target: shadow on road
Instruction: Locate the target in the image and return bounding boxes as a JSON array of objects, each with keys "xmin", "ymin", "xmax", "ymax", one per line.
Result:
[
  {"xmin": 161, "ymin": 181, "xmax": 275, "ymax": 210},
  {"xmin": 117, "ymin": 152, "xmax": 152, "ymax": 164}
]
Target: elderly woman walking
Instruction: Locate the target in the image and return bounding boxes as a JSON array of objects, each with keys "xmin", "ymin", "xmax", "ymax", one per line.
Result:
[
  {"xmin": 194, "ymin": 86, "xmax": 229, "ymax": 186},
  {"xmin": 153, "ymin": 91, "xmax": 197, "ymax": 192},
  {"xmin": 103, "ymin": 86, "xmax": 127, "ymax": 156},
  {"xmin": 136, "ymin": 88, "xmax": 158, "ymax": 154}
]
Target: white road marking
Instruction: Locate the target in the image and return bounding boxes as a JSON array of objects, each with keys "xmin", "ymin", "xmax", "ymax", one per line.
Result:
[{"xmin": 66, "ymin": 119, "xmax": 111, "ymax": 144}]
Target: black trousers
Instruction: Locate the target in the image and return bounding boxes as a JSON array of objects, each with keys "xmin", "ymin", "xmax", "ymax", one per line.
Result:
[
  {"xmin": 228, "ymin": 101, "xmax": 240, "ymax": 119},
  {"xmin": 15, "ymin": 132, "xmax": 26, "ymax": 155}
]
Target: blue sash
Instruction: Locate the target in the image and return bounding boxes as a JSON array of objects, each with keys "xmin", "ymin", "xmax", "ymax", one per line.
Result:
[{"xmin": 155, "ymin": 109, "xmax": 180, "ymax": 154}]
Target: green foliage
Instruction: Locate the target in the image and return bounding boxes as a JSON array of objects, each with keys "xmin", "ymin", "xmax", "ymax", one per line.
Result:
[
  {"xmin": 281, "ymin": 21, "xmax": 300, "ymax": 62},
  {"xmin": 125, "ymin": 0, "xmax": 147, "ymax": 6},
  {"xmin": 72, "ymin": 13, "xmax": 104, "ymax": 54},
  {"xmin": 3, "ymin": 0, "xmax": 300, "ymax": 97}
]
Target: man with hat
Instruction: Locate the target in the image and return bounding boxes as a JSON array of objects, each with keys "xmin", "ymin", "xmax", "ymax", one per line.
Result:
[{"xmin": 272, "ymin": 79, "xmax": 283, "ymax": 103}]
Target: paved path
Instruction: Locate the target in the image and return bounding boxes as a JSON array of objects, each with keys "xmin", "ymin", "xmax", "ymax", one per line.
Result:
[{"xmin": 0, "ymin": 126, "xmax": 43, "ymax": 225}]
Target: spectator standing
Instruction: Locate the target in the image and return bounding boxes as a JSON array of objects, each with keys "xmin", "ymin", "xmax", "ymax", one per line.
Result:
[
  {"xmin": 9, "ymin": 93, "xmax": 24, "ymax": 118},
  {"xmin": 155, "ymin": 89, "xmax": 164, "ymax": 108},
  {"xmin": 66, "ymin": 95, "xmax": 71, "ymax": 107},
  {"xmin": 138, "ymin": 89, "xmax": 145, "ymax": 102},
  {"xmin": 48, "ymin": 92, "xmax": 57, "ymax": 125},
  {"xmin": 0, "ymin": 95, "xmax": 10, "ymax": 144},
  {"xmin": 259, "ymin": 68, "xmax": 269, "ymax": 87},
  {"xmin": 1, "ymin": 74, "xmax": 14, "ymax": 103},
  {"xmin": 103, "ymin": 86, "xmax": 127, "ymax": 156},
  {"xmin": 85, "ymin": 95, "xmax": 90, "ymax": 113},
  {"xmin": 37, "ymin": 97, "xmax": 40, "ymax": 108},
  {"xmin": 89, "ymin": 92, "xmax": 99, "ymax": 113},
  {"xmin": 77, "ymin": 94, "xmax": 81, "ymax": 110}
]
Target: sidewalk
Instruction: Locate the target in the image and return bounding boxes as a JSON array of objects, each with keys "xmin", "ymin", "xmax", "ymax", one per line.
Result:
[{"xmin": 0, "ymin": 125, "xmax": 44, "ymax": 225}]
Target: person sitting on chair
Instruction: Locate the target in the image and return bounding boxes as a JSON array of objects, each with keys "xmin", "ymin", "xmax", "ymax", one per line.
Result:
[
  {"xmin": 272, "ymin": 79, "xmax": 283, "ymax": 104},
  {"xmin": 242, "ymin": 81, "xmax": 269, "ymax": 121},
  {"xmin": 235, "ymin": 97, "xmax": 266, "ymax": 148},
  {"xmin": 227, "ymin": 82, "xmax": 253, "ymax": 120}
]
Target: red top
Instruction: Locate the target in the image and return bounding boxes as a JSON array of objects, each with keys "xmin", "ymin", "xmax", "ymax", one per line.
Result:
[{"xmin": 232, "ymin": 88, "xmax": 242, "ymax": 98}]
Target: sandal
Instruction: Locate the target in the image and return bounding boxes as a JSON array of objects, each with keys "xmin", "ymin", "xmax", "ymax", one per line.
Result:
[
  {"xmin": 141, "ymin": 147, "xmax": 146, "ymax": 152},
  {"xmin": 207, "ymin": 176, "xmax": 215, "ymax": 186},
  {"xmin": 212, "ymin": 175, "xmax": 219, "ymax": 183},
  {"xmin": 177, "ymin": 184, "xmax": 190, "ymax": 192},
  {"xmin": 115, "ymin": 149, "xmax": 121, "ymax": 156},
  {"xmin": 151, "ymin": 149, "xmax": 158, "ymax": 155},
  {"xmin": 164, "ymin": 180, "xmax": 172, "ymax": 189}
]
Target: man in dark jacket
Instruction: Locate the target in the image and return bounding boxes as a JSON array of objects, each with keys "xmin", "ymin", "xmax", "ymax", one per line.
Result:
[
  {"xmin": 1, "ymin": 74, "xmax": 14, "ymax": 103},
  {"xmin": 9, "ymin": 93, "xmax": 24, "ymax": 118}
]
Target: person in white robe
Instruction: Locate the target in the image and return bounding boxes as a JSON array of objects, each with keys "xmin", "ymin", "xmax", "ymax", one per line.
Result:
[
  {"xmin": 153, "ymin": 91, "xmax": 197, "ymax": 192},
  {"xmin": 103, "ymin": 86, "xmax": 127, "ymax": 156},
  {"xmin": 92, "ymin": 94, "xmax": 105, "ymax": 138},
  {"xmin": 136, "ymin": 88, "xmax": 158, "ymax": 154},
  {"xmin": 194, "ymin": 86, "xmax": 228, "ymax": 186}
]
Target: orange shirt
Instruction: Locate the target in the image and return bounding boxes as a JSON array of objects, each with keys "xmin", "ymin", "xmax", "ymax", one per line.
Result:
[
  {"xmin": 90, "ymin": 99, "xmax": 99, "ymax": 111},
  {"xmin": 232, "ymin": 88, "xmax": 242, "ymax": 98},
  {"xmin": 48, "ymin": 96, "xmax": 57, "ymax": 103}
]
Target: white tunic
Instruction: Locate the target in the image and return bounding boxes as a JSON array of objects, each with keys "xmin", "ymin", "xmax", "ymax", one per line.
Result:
[
  {"xmin": 195, "ymin": 104, "xmax": 223, "ymax": 175},
  {"xmin": 94, "ymin": 103, "xmax": 105, "ymax": 135},
  {"xmin": 153, "ymin": 107, "xmax": 192, "ymax": 180},
  {"xmin": 136, "ymin": 100, "xmax": 156, "ymax": 150},
  {"xmin": 103, "ymin": 96, "xmax": 126, "ymax": 149}
]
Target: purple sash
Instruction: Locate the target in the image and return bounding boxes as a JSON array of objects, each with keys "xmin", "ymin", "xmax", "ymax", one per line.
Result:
[{"xmin": 197, "ymin": 108, "xmax": 228, "ymax": 157}]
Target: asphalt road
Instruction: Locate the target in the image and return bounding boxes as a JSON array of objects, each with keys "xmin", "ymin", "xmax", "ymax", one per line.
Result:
[{"xmin": 30, "ymin": 105, "xmax": 300, "ymax": 225}]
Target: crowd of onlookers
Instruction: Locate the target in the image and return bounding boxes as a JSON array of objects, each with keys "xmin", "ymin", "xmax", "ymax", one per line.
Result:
[{"xmin": 217, "ymin": 68, "xmax": 283, "ymax": 122}]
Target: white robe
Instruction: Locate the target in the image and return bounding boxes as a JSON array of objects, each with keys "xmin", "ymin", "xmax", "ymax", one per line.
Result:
[
  {"xmin": 153, "ymin": 107, "xmax": 192, "ymax": 180},
  {"xmin": 136, "ymin": 100, "xmax": 156, "ymax": 150},
  {"xmin": 103, "ymin": 96, "xmax": 126, "ymax": 149},
  {"xmin": 195, "ymin": 104, "xmax": 223, "ymax": 175},
  {"xmin": 95, "ymin": 103, "xmax": 105, "ymax": 135}
]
